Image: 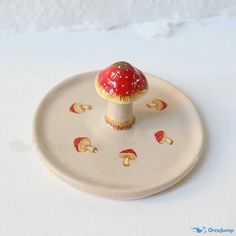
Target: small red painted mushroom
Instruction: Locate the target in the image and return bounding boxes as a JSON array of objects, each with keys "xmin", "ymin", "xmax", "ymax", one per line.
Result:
[
  {"xmin": 70, "ymin": 102, "xmax": 92, "ymax": 114},
  {"xmin": 74, "ymin": 137, "xmax": 98, "ymax": 153},
  {"xmin": 95, "ymin": 61, "xmax": 148, "ymax": 130},
  {"xmin": 119, "ymin": 149, "xmax": 137, "ymax": 167},
  {"xmin": 154, "ymin": 130, "xmax": 173, "ymax": 145},
  {"xmin": 147, "ymin": 99, "xmax": 167, "ymax": 111}
]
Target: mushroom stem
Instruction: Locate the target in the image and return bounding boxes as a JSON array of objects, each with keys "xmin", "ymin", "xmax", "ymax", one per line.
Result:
[
  {"xmin": 123, "ymin": 157, "xmax": 130, "ymax": 167},
  {"xmin": 82, "ymin": 104, "xmax": 92, "ymax": 110},
  {"xmin": 105, "ymin": 102, "xmax": 135, "ymax": 130},
  {"xmin": 86, "ymin": 145, "xmax": 98, "ymax": 153},
  {"xmin": 165, "ymin": 137, "xmax": 173, "ymax": 145},
  {"xmin": 146, "ymin": 102, "xmax": 156, "ymax": 108}
]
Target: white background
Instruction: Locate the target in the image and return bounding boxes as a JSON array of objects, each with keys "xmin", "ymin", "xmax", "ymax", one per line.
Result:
[
  {"xmin": 1, "ymin": 0, "xmax": 236, "ymax": 32},
  {"xmin": 0, "ymin": 17, "xmax": 236, "ymax": 235}
]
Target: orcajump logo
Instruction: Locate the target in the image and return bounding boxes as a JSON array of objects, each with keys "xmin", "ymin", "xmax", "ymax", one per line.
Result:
[
  {"xmin": 192, "ymin": 227, "xmax": 234, "ymax": 234},
  {"xmin": 192, "ymin": 227, "xmax": 207, "ymax": 233}
]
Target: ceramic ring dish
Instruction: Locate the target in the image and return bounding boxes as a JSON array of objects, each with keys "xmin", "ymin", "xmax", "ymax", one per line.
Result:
[{"xmin": 33, "ymin": 62, "xmax": 203, "ymax": 200}]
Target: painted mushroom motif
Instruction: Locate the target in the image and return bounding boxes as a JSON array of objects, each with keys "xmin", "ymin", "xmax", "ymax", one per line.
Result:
[
  {"xmin": 74, "ymin": 137, "xmax": 98, "ymax": 153},
  {"xmin": 95, "ymin": 61, "xmax": 148, "ymax": 130},
  {"xmin": 119, "ymin": 149, "xmax": 137, "ymax": 167},
  {"xmin": 155, "ymin": 130, "xmax": 173, "ymax": 145},
  {"xmin": 147, "ymin": 99, "xmax": 167, "ymax": 111},
  {"xmin": 70, "ymin": 102, "xmax": 92, "ymax": 114}
]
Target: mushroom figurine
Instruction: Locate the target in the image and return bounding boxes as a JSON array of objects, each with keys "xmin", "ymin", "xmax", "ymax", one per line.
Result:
[
  {"xmin": 95, "ymin": 61, "xmax": 148, "ymax": 130},
  {"xmin": 119, "ymin": 149, "xmax": 137, "ymax": 167},
  {"xmin": 74, "ymin": 137, "xmax": 98, "ymax": 153},
  {"xmin": 154, "ymin": 130, "xmax": 173, "ymax": 145},
  {"xmin": 147, "ymin": 99, "xmax": 167, "ymax": 111},
  {"xmin": 70, "ymin": 102, "xmax": 92, "ymax": 114}
]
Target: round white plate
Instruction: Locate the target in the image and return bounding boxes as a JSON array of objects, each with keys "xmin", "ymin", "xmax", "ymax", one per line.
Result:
[{"xmin": 33, "ymin": 71, "xmax": 203, "ymax": 199}]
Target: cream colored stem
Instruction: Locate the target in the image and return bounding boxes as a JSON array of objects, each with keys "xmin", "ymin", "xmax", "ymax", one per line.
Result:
[
  {"xmin": 147, "ymin": 102, "xmax": 156, "ymax": 108},
  {"xmin": 82, "ymin": 104, "xmax": 92, "ymax": 110},
  {"xmin": 86, "ymin": 145, "xmax": 98, "ymax": 153},
  {"xmin": 106, "ymin": 102, "xmax": 134, "ymax": 124},
  {"xmin": 123, "ymin": 157, "xmax": 130, "ymax": 167},
  {"xmin": 165, "ymin": 137, "xmax": 173, "ymax": 145}
]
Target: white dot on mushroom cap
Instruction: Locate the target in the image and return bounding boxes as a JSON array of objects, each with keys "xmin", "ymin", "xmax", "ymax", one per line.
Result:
[
  {"xmin": 104, "ymin": 83, "xmax": 106, "ymax": 86},
  {"xmin": 125, "ymin": 76, "xmax": 128, "ymax": 78},
  {"xmin": 121, "ymin": 84, "xmax": 124, "ymax": 87},
  {"xmin": 112, "ymin": 81, "xmax": 117, "ymax": 86},
  {"xmin": 109, "ymin": 89, "xmax": 114, "ymax": 93},
  {"xmin": 126, "ymin": 91, "xmax": 129, "ymax": 94}
]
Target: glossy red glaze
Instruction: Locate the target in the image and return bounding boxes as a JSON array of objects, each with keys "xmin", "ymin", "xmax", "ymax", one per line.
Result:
[
  {"xmin": 97, "ymin": 61, "xmax": 148, "ymax": 97},
  {"xmin": 154, "ymin": 130, "xmax": 164, "ymax": 143},
  {"xmin": 120, "ymin": 148, "xmax": 137, "ymax": 157},
  {"xmin": 74, "ymin": 137, "xmax": 86, "ymax": 152}
]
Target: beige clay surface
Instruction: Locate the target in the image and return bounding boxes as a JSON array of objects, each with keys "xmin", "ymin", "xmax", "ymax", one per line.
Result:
[{"xmin": 33, "ymin": 71, "xmax": 203, "ymax": 199}]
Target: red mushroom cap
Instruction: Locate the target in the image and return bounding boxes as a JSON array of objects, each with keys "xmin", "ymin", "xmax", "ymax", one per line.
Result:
[
  {"xmin": 74, "ymin": 137, "xmax": 86, "ymax": 152},
  {"xmin": 154, "ymin": 130, "xmax": 165, "ymax": 143},
  {"xmin": 120, "ymin": 149, "xmax": 137, "ymax": 160},
  {"xmin": 120, "ymin": 149, "xmax": 137, "ymax": 157},
  {"xmin": 95, "ymin": 61, "xmax": 148, "ymax": 104},
  {"xmin": 159, "ymin": 100, "xmax": 168, "ymax": 110},
  {"xmin": 70, "ymin": 103, "xmax": 76, "ymax": 113}
]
